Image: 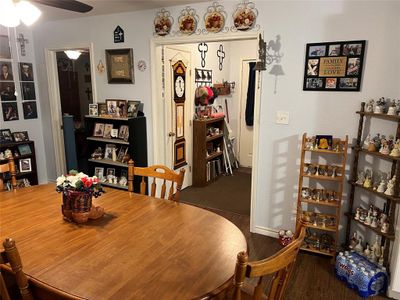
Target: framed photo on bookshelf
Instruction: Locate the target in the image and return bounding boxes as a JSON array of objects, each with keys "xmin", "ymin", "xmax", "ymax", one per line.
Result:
[
  {"xmin": 89, "ymin": 103, "xmax": 98, "ymax": 116},
  {"xmin": 103, "ymin": 124, "xmax": 113, "ymax": 139},
  {"xmin": 94, "ymin": 167, "xmax": 104, "ymax": 180},
  {"xmin": 0, "ymin": 129, "xmax": 12, "ymax": 142},
  {"xmin": 106, "ymin": 168, "xmax": 116, "ymax": 177},
  {"xmin": 104, "ymin": 144, "xmax": 116, "ymax": 160},
  {"xmin": 118, "ymin": 125, "xmax": 129, "ymax": 141},
  {"xmin": 93, "ymin": 123, "xmax": 105, "ymax": 137},
  {"xmin": 19, "ymin": 158, "xmax": 32, "ymax": 173},
  {"xmin": 117, "ymin": 146, "xmax": 128, "ymax": 162},
  {"xmin": 98, "ymin": 103, "xmax": 107, "ymax": 116},
  {"xmin": 127, "ymin": 100, "xmax": 140, "ymax": 117},
  {"xmin": 12, "ymin": 131, "xmax": 29, "ymax": 142},
  {"xmin": 17, "ymin": 144, "xmax": 31, "ymax": 155}
]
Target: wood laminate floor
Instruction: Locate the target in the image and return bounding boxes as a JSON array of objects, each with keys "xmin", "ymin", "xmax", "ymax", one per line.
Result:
[{"xmin": 207, "ymin": 208, "xmax": 388, "ymax": 300}]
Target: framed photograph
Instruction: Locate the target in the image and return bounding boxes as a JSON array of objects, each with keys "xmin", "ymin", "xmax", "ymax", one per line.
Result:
[
  {"xmin": 94, "ymin": 167, "xmax": 104, "ymax": 180},
  {"xmin": 19, "ymin": 62, "xmax": 34, "ymax": 81},
  {"xmin": 21, "ymin": 82, "xmax": 36, "ymax": 100},
  {"xmin": 105, "ymin": 48, "xmax": 134, "ymax": 84},
  {"xmin": 127, "ymin": 100, "xmax": 140, "ymax": 118},
  {"xmin": 106, "ymin": 168, "xmax": 116, "ymax": 177},
  {"xmin": 0, "ymin": 129, "xmax": 12, "ymax": 142},
  {"xmin": 0, "ymin": 61, "xmax": 13, "ymax": 80},
  {"xmin": 23, "ymin": 101, "xmax": 38, "ymax": 119},
  {"xmin": 19, "ymin": 158, "xmax": 32, "ymax": 173},
  {"xmin": 0, "ymin": 82, "xmax": 17, "ymax": 101},
  {"xmin": 118, "ymin": 125, "xmax": 129, "ymax": 141},
  {"xmin": 104, "ymin": 144, "xmax": 116, "ymax": 160},
  {"xmin": 89, "ymin": 103, "xmax": 98, "ymax": 116},
  {"xmin": 303, "ymin": 40, "xmax": 365, "ymax": 91},
  {"xmin": 106, "ymin": 99, "xmax": 118, "ymax": 116},
  {"xmin": 116, "ymin": 100, "xmax": 127, "ymax": 117},
  {"xmin": 93, "ymin": 123, "xmax": 105, "ymax": 137},
  {"xmin": 18, "ymin": 144, "xmax": 32, "ymax": 155},
  {"xmin": 315, "ymin": 135, "xmax": 333, "ymax": 150},
  {"xmin": 117, "ymin": 146, "xmax": 128, "ymax": 162},
  {"xmin": 111, "ymin": 128, "xmax": 118, "ymax": 138},
  {"xmin": 103, "ymin": 124, "xmax": 113, "ymax": 139},
  {"xmin": 120, "ymin": 169, "xmax": 128, "ymax": 179},
  {"xmin": 0, "ymin": 34, "xmax": 11, "ymax": 59},
  {"xmin": 12, "ymin": 131, "xmax": 29, "ymax": 142},
  {"xmin": 96, "ymin": 103, "xmax": 106, "ymax": 116},
  {"xmin": 2, "ymin": 102, "xmax": 19, "ymax": 121}
]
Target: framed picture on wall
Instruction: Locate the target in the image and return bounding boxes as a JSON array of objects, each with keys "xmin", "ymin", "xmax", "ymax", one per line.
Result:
[
  {"xmin": 303, "ymin": 40, "xmax": 366, "ymax": 91},
  {"xmin": 0, "ymin": 129, "xmax": 13, "ymax": 142},
  {"xmin": 12, "ymin": 131, "xmax": 29, "ymax": 142},
  {"xmin": 0, "ymin": 34, "xmax": 11, "ymax": 59},
  {"xmin": 105, "ymin": 48, "xmax": 134, "ymax": 84}
]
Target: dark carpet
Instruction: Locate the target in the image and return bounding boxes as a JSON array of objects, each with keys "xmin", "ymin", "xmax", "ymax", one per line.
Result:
[{"xmin": 181, "ymin": 168, "xmax": 251, "ymax": 215}]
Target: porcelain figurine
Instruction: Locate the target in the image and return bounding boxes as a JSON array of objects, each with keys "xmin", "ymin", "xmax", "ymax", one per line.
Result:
[
  {"xmin": 378, "ymin": 246, "xmax": 385, "ymax": 266},
  {"xmin": 363, "ymin": 175, "xmax": 373, "ymax": 189},
  {"xmin": 4, "ymin": 149, "xmax": 12, "ymax": 158},
  {"xmin": 0, "ymin": 152, "xmax": 4, "ymax": 160},
  {"xmin": 355, "ymin": 208, "xmax": 361, "ymax": 220},
  {"xmin": 379, "ymin": 139, "xmax": 390, "ymax": 155},
  {"xmin": 364, "ymin": 243, "xmax": 371, "ymax": 257},
  {"xmin": 113, "ymin": 176, "xmax": 118, "ymax": 185},
  {"xmin": 365, "ymin": 99, "xmax": 374, "ymax": 113},
  {"xmin": 371, "ymin": 217, "xmax": 378, "ymax": 228},
  {"xmin": 379, "ymin": 213, "xmax": 388, "ymax": 227},
  {"xmin": 373, "ymin": 236, "xmax": 381, "ymax": 257},
  {"xmin": 377, "ymin": 178, "xmax": 387, "ymax": 193},
  {"xmin": 119, "ymin": 176, "xmax": 128, "ymax": 186},
  {"xmin": 349, "ymin": 232, "xmax": 358, "ymax": 250},
  {"xmin": 364, "ymin": 212, "xmax": 372, "ymax": 226},
  {"xmin": 381, "ymin": 221, "xmax": 389, "ymax": 233},
  {"xmin": 373, "ymin": 133, "xmax": 382, "ymax": 150},
  {"xmin": 367, "ymin": 141, "xmax": 377, "ymax": 152},
  {"xmin": 301, "ymin": 188, "xmax": 310, "ymax": 199},
  {"xmin": 363, "ymin": 134, "xmax": 371, "ymax": 150},
  {"xmin": 390, "ymin": 140, "xmax": 400, "ymax": 157},
  {"xmin": 384, "ymin": 175, "xmax": 396, "ymax": 196},
  {"xmin": 91, "ymin": 147, "xmax": 103, "ymax": 159},
  {"xmin": 305, "ymin": 137, "xmax": 313, "ymax": 150},
  {"xmin": 356, "ymin": 170, "xmax": 365, "ymax": 185},
  {"xmin": 387, "ymin": 99, "xmax": 397, "ymax": 115},
  {"xmin": 374, "ymin": 97, "xmax": 386, "ymax": 113},
  {"xmin": 112, "ymin": 148, "xmax": 117, "ymax": 162},
  {"xmin": 359, "ymin": 211, "xmax": 366, "ymax": 222},
  {"xmin": 355, "ymin": 237, "xmax": 364, "ymax": 253},
  {"xmin": 396, "ymin": 99, "xmax": 400, "ymax": 115}
]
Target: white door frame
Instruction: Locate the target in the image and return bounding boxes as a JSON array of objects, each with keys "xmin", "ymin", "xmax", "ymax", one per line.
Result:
[
  {"xmin": 44, "ymin": 43, "xmax": 97, "ymax": 175},
  {"xmin": 150, "ymin": 32, "xmax": 262, "ymax": 233}
]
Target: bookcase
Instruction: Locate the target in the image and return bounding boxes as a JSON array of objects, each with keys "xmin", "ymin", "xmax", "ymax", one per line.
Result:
[
  {"xmin": 84, "ymin": 115, "xmax": 147, "ymax": 192},
  {"xmin": 193, "ymin": 117, "xmax": 225, "ymax": 186},
  {"xmin": 296, "ymin": 133, "xmax": 349, "ymax": 259},
  {"xmin": 0, "ymin": 140, "xmax": 38, "ymax": 188}
]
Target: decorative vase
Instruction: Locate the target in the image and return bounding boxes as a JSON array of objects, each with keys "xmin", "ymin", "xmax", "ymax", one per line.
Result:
[{"xmin": 62, "ymin": 190, "xmax": 104, "ymax": 224}]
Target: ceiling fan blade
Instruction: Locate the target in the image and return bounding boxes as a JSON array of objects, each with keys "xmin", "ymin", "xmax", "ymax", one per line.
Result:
[{"xmin": 32, "ymin": 0, "xmax": 93, "ymax": 13}]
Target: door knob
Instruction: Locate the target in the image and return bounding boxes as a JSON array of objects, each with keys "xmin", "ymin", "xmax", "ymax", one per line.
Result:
[{"xmin": 168, "ymin": 132, "xmax": 176, "ymax": 137}]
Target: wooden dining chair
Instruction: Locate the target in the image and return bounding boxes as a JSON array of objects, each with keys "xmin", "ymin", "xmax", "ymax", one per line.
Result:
[
  {"xmin": 232, "ymin": 226, "xmax": 306, "ymax": 300},
  {"xmin": 128, "ymin": 160, "xmax": 185, "ymax": 201},
  {"xmin": 0, "ymin": 238, "xmax": 86, "ymax": 300},
  {"xmin": 0, "ymin": 157, "xmax": 17, "ymax": 191}
]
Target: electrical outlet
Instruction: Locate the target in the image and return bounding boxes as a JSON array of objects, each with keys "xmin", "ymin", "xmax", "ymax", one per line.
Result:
[{"xmin": 276, "ymin": 111, "xmax": 289, "ymax": 125}]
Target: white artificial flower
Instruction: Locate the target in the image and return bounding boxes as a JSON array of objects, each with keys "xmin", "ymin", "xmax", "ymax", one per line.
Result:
[
  {"xmin": 56, "ymin": 175, "xmax": 66, "ymax": 186},
  {"xmin": 77, "ymin": 172, "xmax": 87, "ymax": 179}
]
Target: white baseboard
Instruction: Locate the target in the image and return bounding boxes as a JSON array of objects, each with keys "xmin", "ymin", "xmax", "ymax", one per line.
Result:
[
  {"xmin": 252, "ymin": 225, "xmax": 279, "ymax": 238},
  {"xmin": 388, "ymin": 289, "xmax": 400, "ymax": 299}
]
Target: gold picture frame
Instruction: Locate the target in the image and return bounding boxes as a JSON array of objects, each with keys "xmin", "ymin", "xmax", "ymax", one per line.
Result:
[{"xmin": 105, "ymin": 48, "xmax": 134, "ymax": 84}]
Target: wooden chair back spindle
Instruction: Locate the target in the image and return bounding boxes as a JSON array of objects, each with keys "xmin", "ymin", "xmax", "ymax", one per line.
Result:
[
  {"xmin": 0, "ymin": 157, "xmax": 17, "ymax": 191},
  {"xmin": 232, "ymin": 226, "xmax": 306, "ymax": 300},
  {"xmin": 127, "ymin": 160, "xmax": 185, "ymax": 201}
]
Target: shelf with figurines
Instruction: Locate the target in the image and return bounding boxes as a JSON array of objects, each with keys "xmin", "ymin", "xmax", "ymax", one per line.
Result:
[
  {"xmin": 347, "ymin": 233, "xmax": 387, "ymax": 268},
  {"xmin": 358, "ymin": 132, "xmax": 400, "ymax": 161},
  {"xmin": 301, "ymin": 229, "xmax": 336, "ymax": 257},
  {"xmin": 303, "ymin": 135, "xmax": 347, "ymax": 154},
  {"xmin": 94, "ymin": 166, "xmax": 129, "ymax": 191},
  {"xmin": 302, "ymin": 163, "xmax": 344, "ymax": 182},
  {"xmin": 357, "ymin": 97, "xmax": 400, "ymax": 122},
  {"xmin": 89, "ymin": 144, "xmax": 130, "ymax": 168},
  {"xmin": 300, "ymin": 211, "xmax": 337, "ymax": 232},
  {"xmin": 301, "ymin": 187, "xmax": 340, "ymax": 207}
]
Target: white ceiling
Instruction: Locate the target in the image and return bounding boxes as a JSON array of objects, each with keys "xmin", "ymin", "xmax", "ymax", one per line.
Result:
[{"xmin": 33, "ymin": 0, "xmax": 210, "ymax": 23}]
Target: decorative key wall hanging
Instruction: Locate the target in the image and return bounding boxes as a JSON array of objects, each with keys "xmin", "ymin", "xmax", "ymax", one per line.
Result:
[
  {"xmin": 198, "ymin": 42, "xmax": 208, "ymax": 68},
  {"xmin": 217, "ymin": 44, "xmax": 225, "ymax": 71}
]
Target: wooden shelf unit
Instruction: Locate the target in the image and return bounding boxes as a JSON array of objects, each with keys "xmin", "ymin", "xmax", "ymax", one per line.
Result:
[
  {"xmin": 296, "ymin": 133, "xmax": 349, "ymax": 260},
  {"xmin": 84, "ymin": 116, "xmax": 148, "ymax": 192},
  {"xmin": 346, "ymin": 102, "xmax": 400, "ymax": 268},
  {"xmin": 0, "ymin": 140, "xmax": 38, "ymax": 188},
  {"xmin": 193, "ymin": 117, "xmax": 225, "ymax": 186}
]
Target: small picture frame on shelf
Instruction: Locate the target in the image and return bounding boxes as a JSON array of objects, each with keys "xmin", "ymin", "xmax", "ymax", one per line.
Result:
[
  {"xmin": 19, "ymin": 158, "xmax": 32, "ymax": 173},
  {"xmin": 106, "ymin": 168, "xmax": 116, "ymax": 177},
  {"xmin": 127, "ymin": 100, "xmax": 140, "ymax": 117},
  {"xmin": 118, "ymin": 125, "xmax": 129, "ymax": 141},
  {"xmin": 106, "ymin": 99, "xmax": 118, "ymax": 116},
  {"xmin": 17, "ymin": 144, "xmax": 31, "ymax": 156},
  {"xmin": 12, "ymin": 131, "xmax": 29, "ymax": 142},
  {"xmin": 103, "ymin": 124, "xmax": 113, "ymax": 139},
  {"xmin": 110, "ymin": 128, "xmax": 118, "ymax": 138},
  {"xmin": 93, "ymin": 123, "xmax": 105, "ymax": 137},
  {"xmin": 315, "ymin": 135, "xmax": 333, "ymax": 150},
  {"xmin": 98, "ymin": 103, "xmax": 108, "ymax": 116},
  {"xmin": 120, "ymin": 169, "xmax": 128, "ymax": 178},
  {"xmin": 104, "ymin": 144, "xmax": 116, "ymax": 160},
  {"xmin": 0, "ymin": 129, "xmax": 13, "ymax": 142},
  {"xmin": 117, "ymin": 146, "xmax": 128, "ymax": 162},
  {"xmin": 94, "ymin": 167, "xmax": 104, "ymax": 180},
  {"xmin": 116, "ymin": 100, "xmax": 127, "ymax": 117},
  {"xmin": 89, "ymin": 103, "xmax": 98, "ymax": 116}
]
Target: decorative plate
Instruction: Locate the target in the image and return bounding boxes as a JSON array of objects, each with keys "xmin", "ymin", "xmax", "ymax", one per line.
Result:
[
  {"xmin": 233, "ymin": 1, "xmax": 258, "ymax": 31},
  {"xmin": 178, "ymin": 7, "xmax": 199, "ymax": 35},
  {"xmin": 204, "ymin": 2, "xmax": 226, "ymax": 33},
  {"xmin": 154, "ymin": 9, "xmax": 173, "ymax": 36},
  {"xmin": 137, "ymin": 60, "xmax": 146, "ymax": 72}
]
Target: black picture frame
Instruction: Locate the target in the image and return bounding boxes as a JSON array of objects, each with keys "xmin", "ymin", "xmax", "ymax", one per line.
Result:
[
  {"xmin": 105, "ymin": 48, "xmax": 134, "ymax": 84},
  {"xmin": 18, "ymin": 144, "xmax": 32, "ymax": 155},
  {"xmin": 23, "ymin": 101, "xmax": 38, "ymax": 119},
  {"xmin": 315, "ymin": 135, "xmax": 333, "ymax": 150},
  {"xmin": 12, "ymin": 131, "xmax": 29, "ymax": 142},
  {"xmin": 0, "ymin": 129, "xmax": 12, "ymax": 142},
  {"xmin": 303, "ymin": 40, "xmax": 366, "ymax": 91}
]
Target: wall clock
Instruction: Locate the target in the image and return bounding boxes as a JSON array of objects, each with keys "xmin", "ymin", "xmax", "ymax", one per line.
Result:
[
  {"xmin": 175, "ymin": 75, "xmax": 185, "ymax": 98},
  {"xmin": 173, "ymin": 61, "xmax": 186, "ymax": 102}
]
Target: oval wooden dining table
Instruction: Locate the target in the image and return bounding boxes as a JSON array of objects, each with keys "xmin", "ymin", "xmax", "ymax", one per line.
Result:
[{"xmin": 0, "ymin": 184, "xmax": 247, "ymax": 300}]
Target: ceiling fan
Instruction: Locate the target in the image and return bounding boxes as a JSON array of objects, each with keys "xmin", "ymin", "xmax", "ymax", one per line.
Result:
[{"xmin": 31, "ymin": 0, "xmax": 93, "ymax": 13}]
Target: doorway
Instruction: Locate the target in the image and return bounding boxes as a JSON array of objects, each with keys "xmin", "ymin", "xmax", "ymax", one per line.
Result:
[
  {"xmin": 151, "ymin": 35, "xmax": 261, "ymax": 226},
  {"xmin": 45, "ymin": 44, "xmax": 96, "ymax": 175}
]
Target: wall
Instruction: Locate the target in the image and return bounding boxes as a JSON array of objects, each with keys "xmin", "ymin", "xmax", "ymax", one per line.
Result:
[
  {"xmin": 32, "ymin": 1, "xmax": 399, "ymax": 238},
  {"xmin": 0, "ymin": 25, "xmax": 47, "ymax": 183}
]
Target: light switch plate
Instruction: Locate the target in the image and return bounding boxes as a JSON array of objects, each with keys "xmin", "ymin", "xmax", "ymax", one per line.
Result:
[{"xmin": 276, "ymin": 111, "xmax": 289, "ymax": 125}]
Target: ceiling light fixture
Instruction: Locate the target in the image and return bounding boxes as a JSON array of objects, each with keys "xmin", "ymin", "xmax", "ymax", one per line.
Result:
[
  {"xmin": 0, "ymin": 0, "xmax": 42, "ymax": 27},
  {"xmin": 64, "ymin": 50, "xmax": 82, "ymax": 60}
]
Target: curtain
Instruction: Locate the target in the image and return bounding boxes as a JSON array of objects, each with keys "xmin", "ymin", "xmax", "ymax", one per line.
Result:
[{"xmin": 245, "ymin": 62, "xmax": 256, "ymax": 126}]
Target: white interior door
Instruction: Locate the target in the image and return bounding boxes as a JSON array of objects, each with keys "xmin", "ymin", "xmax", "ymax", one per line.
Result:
[
  {"xmin": 238, "ymin": 59, "xmax": 256, "ymax": 168},
  {"xmin": 164, "ymin": 46, "xmax": 192, "ymax": 189}
]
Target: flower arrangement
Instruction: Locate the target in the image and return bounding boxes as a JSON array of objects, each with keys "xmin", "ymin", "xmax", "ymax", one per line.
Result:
[{"xmin": 56, "ymin": 170, "xmax": 104, "ymax": 197}]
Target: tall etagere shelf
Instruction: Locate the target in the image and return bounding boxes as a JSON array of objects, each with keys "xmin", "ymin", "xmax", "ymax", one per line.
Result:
[
  {"xmin": 296, "ymin": 133, "xmax": 349, "ymax": 258},
  {"xmin": 345, "ymin": 102, "xmax": 400, "ymax": 267}
]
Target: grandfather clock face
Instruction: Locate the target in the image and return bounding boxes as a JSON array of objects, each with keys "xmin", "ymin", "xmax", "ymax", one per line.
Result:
[{"xmin": 173, "ymin": 61, "xmax": 186, "ymax": 102}]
